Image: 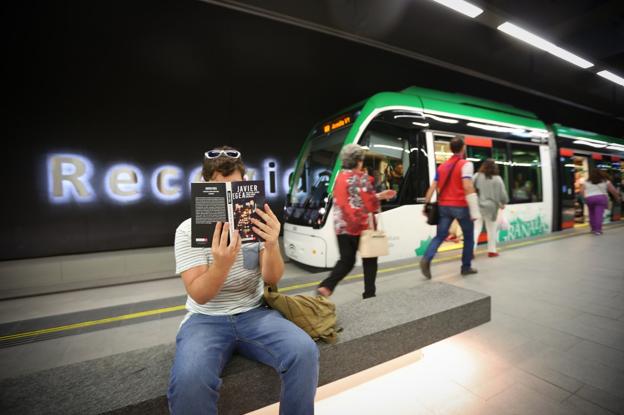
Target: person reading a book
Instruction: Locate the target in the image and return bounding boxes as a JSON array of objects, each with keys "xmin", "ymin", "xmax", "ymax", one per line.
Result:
[{"xmin": 168, "ymin": 146, "xmax": 319, "ymax": 415}]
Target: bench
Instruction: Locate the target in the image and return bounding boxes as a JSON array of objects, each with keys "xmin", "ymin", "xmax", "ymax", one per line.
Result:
[{"xmin": 0, "ymin": 282, "xmax": 490, "ymax": 414}]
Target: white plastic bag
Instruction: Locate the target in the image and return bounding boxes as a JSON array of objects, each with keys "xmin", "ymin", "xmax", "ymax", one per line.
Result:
[{"xmin": 497, "ymin": 209, "xmax": 509, "ymax": 231}]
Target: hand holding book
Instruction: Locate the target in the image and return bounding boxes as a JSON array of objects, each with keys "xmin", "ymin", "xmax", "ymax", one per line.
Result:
[
  {"xmin": 210, "ymin": 222, "xmax": 241, "ymax": 272},
  {"xmin": 251, "ymin": 203, "xmax": 281, "ymax": 247}
]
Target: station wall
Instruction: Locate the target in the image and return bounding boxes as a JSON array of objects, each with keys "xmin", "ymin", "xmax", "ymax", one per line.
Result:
[{"xmin": 3, "ymin": 0, "xmax": 622, "ymax": 260}]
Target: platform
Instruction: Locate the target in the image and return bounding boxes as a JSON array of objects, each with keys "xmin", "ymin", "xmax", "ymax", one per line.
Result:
[{"xmin": 1, "ymin": 223, "xmax": 623, "ymax": 414}]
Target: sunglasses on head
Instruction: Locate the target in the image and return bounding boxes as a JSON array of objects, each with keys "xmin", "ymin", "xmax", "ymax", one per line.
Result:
[{"xmin": 204, "ymin": 149, "xmax": 241, "ymax": 159}]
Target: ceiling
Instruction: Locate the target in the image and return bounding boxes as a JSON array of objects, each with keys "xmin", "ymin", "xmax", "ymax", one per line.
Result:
[{"xmin": 203, "ymin": 0, "xmax": 624, "ymax": 127}]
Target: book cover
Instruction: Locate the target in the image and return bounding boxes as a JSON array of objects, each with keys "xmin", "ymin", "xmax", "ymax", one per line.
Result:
[
  {"xmin": 191, "ymin": 180, "xmax": 265, "ymax": 247},
  {"xmin": 191, "ymin": 182, "xmax": 228, "ymax": 248},
  {"xmin": 231, "ymin": 181, "xmax": 265, "ymax": 243}
]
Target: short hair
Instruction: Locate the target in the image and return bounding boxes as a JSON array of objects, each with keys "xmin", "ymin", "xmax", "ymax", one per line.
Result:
[
  {"xmin": 202, "ymin": 145, "xmax": 245, "ymax": 181},
  {"xmin": 341, "ymin": 144, "xmax": 365, "ymax": 169},
  {"xmin": 478, "ymin": 159, "xmax": 499, "ymax": 178},
  {"xmin": 450, "ymin": 137, "xmax": 465, "ymax": 154}
]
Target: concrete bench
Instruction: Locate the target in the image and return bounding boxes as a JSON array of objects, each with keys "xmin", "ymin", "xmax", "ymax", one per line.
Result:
[{"xmin": 0, "ymin": 282, "xmax": 490, "ymax": 414}]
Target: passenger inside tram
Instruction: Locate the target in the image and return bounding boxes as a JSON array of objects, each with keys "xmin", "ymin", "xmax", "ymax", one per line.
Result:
[
  {"xmin": 388, "ymin": 162, "xmax": 404, "ymax": 192},
  {"xmin": 574, "ymin": 170, "xmax": 586, "ymax": 223},
  {"xmin": 512, "ymin": 173, "xmax": 531, "ymax": 202},
  {"xmin": 572, "ymin": 156, "xmax": 589, "ymax": 225},
  {"xmin": 373, "ymin": 158, "xmax": 391, "ymax": 192}
]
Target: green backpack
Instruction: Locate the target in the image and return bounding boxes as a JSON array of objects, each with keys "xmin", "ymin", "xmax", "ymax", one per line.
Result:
[{"xmin": 263, "ymin": 286, "xmax": 339, "ymax": 344}]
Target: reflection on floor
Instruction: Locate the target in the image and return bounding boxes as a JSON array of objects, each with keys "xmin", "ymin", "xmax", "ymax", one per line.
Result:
[{"xmin": 253, "ymin": 225, "xmax": 624, "ymax": 415}]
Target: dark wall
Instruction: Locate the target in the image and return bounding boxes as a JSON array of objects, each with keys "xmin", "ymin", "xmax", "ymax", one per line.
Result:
[{"xmin": 3, "ymin": 0, "xmax": 623, "ymax": 260}]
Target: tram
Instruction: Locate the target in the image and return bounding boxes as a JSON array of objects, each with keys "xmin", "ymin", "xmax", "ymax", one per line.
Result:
[{"xmin": 283, "ymin": 87, "xmax": 624, "ymax": 268}]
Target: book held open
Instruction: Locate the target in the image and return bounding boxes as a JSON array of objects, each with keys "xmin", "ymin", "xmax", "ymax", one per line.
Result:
[{"xmin": 191, "ymin": 180, "xmax": 265, "ymax": 247}]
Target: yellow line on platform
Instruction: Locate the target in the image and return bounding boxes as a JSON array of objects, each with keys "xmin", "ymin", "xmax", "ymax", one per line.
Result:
[
  {"xmin": 0, "ymin": 305, "xmax": 187, "ymax": 342},
  {"xmin": 1, "ymin": 223, "xmax": 621, "ymax": 343}
]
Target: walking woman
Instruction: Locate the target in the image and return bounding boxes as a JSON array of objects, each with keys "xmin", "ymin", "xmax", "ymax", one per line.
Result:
[
  {"xmin": 317, "ymin": 144, "xmax": 396, "ymax": 299},
  {"xmin": 582, "ymin": 168, "xmax": 621, "ymax": 235},
  {"xmin": 473, "ymin": 159, "xmax": 509, "ymax": 257}
]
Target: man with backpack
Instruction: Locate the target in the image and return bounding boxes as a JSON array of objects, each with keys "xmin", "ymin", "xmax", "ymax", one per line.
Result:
[{"xmin": 421, "ymin": 137, "xmax": 482, "ymax": 278}]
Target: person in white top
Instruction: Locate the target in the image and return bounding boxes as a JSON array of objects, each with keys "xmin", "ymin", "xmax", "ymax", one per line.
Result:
[
  {"xmin": 472, "ymin": 159, "xmax": 509, "ymax": 257},
  {"xmin": 168, "ymin": 146, "xmax": 319, "ymax": 415},
  {"xmin": 581, "ymin": 168, "xmax": 621, "ymax": 235}
]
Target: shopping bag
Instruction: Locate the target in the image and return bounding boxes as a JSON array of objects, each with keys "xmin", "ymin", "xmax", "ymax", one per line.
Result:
[
  {"xmin": 497, "ymin": 209, "xmax": 509, "ymax": 231},
  {"xmin": 358, "ymin": 214, "xmax": 389, "ymax": 258}
]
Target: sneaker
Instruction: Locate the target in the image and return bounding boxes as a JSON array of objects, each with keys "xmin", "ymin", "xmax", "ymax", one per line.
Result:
[
  {"xmin": 420, "ymin": 257, "xmax": 432, "ymax": 279},
  {"xmin": 362, "ymin": 293, "xmax": 376, "ymax": 299},
  {"xmin": 488, "ymin": 252, "xmax": 499, "ymax": 258},
  {"xmin": 461, "ymin": 268, "xmax": 478, "ymax": 276}
]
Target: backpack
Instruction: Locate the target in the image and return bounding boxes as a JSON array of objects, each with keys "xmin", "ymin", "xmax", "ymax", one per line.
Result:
[{"xmin": 263, "ymin": 286, "xmax": 339, "ymax": 344}]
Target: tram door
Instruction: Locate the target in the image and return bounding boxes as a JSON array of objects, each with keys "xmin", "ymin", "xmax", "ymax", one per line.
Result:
[{"xmin": 559, "ymin": 152, "xmax": 576, "ymax": 229}]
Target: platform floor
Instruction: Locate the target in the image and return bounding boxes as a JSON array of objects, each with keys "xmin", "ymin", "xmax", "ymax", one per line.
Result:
[{"xmin": 1, "ymin": 224, "xmax": 623, "ymax": 414}]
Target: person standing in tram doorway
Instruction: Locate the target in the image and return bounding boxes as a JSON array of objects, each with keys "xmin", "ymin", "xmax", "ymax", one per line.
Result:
[
  {"xmin": 472, "ymin": 158, "xmax": 509, "ymax": 257},
  {"xmin": 582, "ymin": 168, "xmax": 621, "ymax": 235},
  {"xmin": 421, "ymin": 137, "xmax": 482, "ymax": 278},
  {"xmin": 317, "ymin": 144, "xmax": 396, "ymax": 299}
]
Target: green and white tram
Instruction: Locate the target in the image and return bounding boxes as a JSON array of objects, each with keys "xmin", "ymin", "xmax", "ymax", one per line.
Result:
[{"xmin": 283, "ymin": 86, "xmax": 624, "ymax": 268}]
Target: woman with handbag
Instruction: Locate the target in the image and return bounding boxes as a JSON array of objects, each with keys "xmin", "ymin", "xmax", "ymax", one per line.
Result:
[
  {"xmin": 317, "ymin": 144, "xmax": 396, "ymax": 299},
  {"xmin": 472, "ymin": 159, "xmax": 509, "ymax": 257}
]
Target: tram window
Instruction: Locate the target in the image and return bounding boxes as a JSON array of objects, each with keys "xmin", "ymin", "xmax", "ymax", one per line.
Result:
[
  {"xmin": 287, "ymin": 127, "xmax": 347, "ymax": 226},
  {"xmin": 361, "ymin": 130, "xmax": 409, "ymax": 194},
  {"xmin": 434, "ymin": 137, "xmax": 453, "ymax": 166},
  {"xmin": 360, "ymin": 116, "xmax": 428, "ymax": 210},
  {"xmin": 510, "ymin": 144, "xmax": 542, "ymax": 203},
  {"xmin": 466, "ymin": 146, "xmax": 491, "ymax": 173},
  {"xmin": 493, "ymin": 141, "xmax": 510, "ymax": 191}
]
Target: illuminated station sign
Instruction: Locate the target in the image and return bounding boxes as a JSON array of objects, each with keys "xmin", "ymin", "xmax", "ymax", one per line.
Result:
[{"xmin": 47, "ymin": 154, "xmax": 294, "ymax": 204}]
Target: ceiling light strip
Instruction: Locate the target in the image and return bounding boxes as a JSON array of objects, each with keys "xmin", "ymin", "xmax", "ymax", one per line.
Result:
[
  {"xmin": 597, "ymin": 70, "xmax": 624, "ymax": 88},
  {"xmin": 497, "ymin": 22, "xmax": 593, "ymax": 69},
  {"xmin": 430, "ymin": 0, "xmax": 483, "ymax": 18}
]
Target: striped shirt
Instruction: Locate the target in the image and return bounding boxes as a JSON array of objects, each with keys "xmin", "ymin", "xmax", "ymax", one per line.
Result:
[{"xmin": 174, "ymin": 218, "xmax": 264, "ymax": 317}]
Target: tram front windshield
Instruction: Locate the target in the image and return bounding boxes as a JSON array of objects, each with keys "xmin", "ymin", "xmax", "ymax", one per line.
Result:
[{"xmin": 285, "ymin": 128, "xmax": 348, "ymax": 226}]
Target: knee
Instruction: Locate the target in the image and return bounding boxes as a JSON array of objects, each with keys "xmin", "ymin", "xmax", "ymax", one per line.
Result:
[
  {"xmin": 281, "ymin": 335, "xmax": 319, "ymax": 373},
  {"xmin": 344, "ymin": 257, "xmax": 356, "ymax": 269},
  {"xmin": 339, "ymin": 254, "xmax": 356, "ymax": 268},
  {"xmin": 169, "ymin": 354, "xmax": 221, "ymax": 397}
]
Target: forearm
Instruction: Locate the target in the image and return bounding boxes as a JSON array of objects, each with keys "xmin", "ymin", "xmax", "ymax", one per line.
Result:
[
  {"xmin": 424, "ymin": 184, "xmax": 436, "ymax": 204},
  {"xmin": 186, "ymin": 263, "xmax": 230, "ymax": 304},
  {"xmin": 607, "ymin": 182, "xmax": 621, "ymax": 201},
  {"xmin": 261, "ymin": 242, "xmax": 284, "ymax": 285}
]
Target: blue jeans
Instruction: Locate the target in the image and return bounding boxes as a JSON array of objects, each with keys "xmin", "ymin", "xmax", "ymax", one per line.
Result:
[
  {"xmin": 424, "ymin": 205, "xmax": 474, "ymax": 271},
  {"xmin": 168, "ymin": 306, "xmax": 319, "ymax": 415}
]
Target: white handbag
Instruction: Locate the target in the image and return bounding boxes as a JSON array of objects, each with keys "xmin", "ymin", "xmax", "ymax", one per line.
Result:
[{"xmin": 358, "ymin": 214, "xmax": 389, "ymax": 258}]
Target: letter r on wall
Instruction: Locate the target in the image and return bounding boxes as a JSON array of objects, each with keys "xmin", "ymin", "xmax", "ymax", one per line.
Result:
[{"xmin": 48, "ymin": 154, "xmax": 94, "ymax": 202}]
